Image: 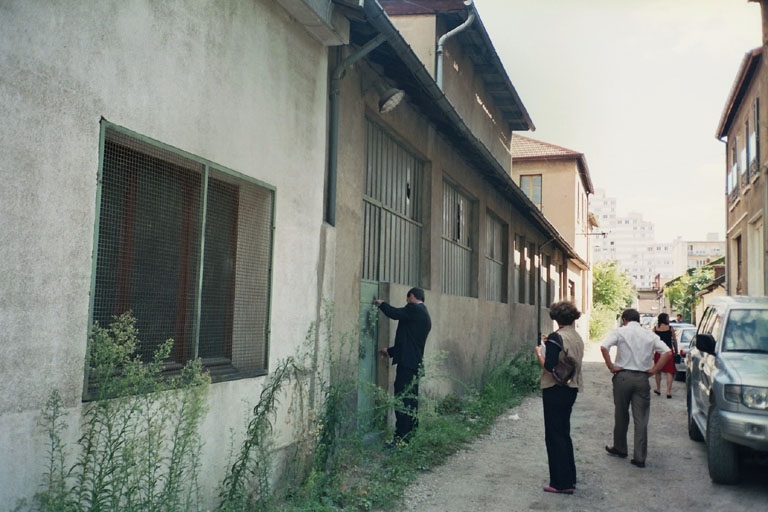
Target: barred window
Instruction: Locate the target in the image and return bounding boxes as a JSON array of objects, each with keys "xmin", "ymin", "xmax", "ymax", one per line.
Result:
[
  {"xmin": 362, "ymin": 119, "xmax": 423, "ymax": 285},
  {"xmin": 90, "ymin": 124, "xmax": 274, "ymax": 388},
  {"xmin": 485, "ymin": 211, "xmax": 507, "ymax": 302},
  {"xmin": 442, "ymin": 181, "xmax": 474, "ymax": 297}
]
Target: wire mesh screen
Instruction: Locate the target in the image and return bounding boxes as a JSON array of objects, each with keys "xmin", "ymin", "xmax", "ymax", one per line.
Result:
[
  {"xmin": 362, "ymin": 119, "xmax": 423, "ymax": 285},
  {"xmin": 93, "ymin": 127, "xmax": 272, "ymax": 379}
]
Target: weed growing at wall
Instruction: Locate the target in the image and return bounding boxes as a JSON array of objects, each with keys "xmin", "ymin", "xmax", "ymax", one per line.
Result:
[{"xmin": 33, "ymin": 312, "xmax": 209, "ymax": 512}]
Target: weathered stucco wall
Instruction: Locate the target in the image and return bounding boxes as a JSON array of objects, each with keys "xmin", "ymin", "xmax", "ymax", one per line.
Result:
[{"xmin": 0, "ymin": 0, "xmax": 330, "ymax": 506}]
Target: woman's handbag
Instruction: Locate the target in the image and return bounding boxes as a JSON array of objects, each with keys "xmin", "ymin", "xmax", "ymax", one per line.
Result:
[
  {"xmin": 674, "ymin": 353, "xmax": 682, "ymax": 364},
  {"xmin": 547, "ymin": 333, "xmax": 577, "ymax": 386}
]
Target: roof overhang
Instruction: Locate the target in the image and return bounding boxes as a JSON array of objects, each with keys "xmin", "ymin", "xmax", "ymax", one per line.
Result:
[
  {"xmin": 376, "ymin": 0, "xmax": 534, "ymax": 132},
  {"xmin": 716, "ymin": 47, "xmax": 763, "ymax": 139},
  {"xmin": 335, "ymin": 0, "xmax": 582, "ymax": 262}
]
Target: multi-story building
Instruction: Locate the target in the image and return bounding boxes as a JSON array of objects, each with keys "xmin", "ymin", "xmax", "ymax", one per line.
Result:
[
  {"xmin": 670, "ymin": 235, "xmax": 726, "ymax": 276},
  {"xmin": 716, "ymin": 1, "xmax": 767, "ymax": 295},
  {"xmin": 591, "ymin": 190, "xmax": 666, "ymax": 289},
  {"xmin": 592, "ymin": 189, "xmax": 724, "ymax": 291},
  {"xmin": 510, "ymin": 134, "xmax": 596, "ymax": 341}
]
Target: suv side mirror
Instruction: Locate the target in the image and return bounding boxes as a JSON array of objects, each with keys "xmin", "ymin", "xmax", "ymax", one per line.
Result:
[{"xmin": 696, "ymin": 333, "xmax": 716, "ymax": 355}]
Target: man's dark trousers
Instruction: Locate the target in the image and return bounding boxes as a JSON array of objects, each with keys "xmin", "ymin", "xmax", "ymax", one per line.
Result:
[{"xmin": 394, "ymin": 366, "xmax": 419, "ymax": 440}]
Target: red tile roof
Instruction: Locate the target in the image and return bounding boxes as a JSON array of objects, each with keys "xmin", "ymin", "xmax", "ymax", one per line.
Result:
[{"xmin": 511, "ymin": 134, "xmax": 582, "ymax": 159}]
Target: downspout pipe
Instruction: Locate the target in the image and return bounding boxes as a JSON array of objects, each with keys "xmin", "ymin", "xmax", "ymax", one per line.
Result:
[
  {"xmin": 436, "ymin": 0, "xmax": 475, "ymax": 90},
  {"xmin": 327, "ymin": 33, "xmax": 387, "ymax": 226}
]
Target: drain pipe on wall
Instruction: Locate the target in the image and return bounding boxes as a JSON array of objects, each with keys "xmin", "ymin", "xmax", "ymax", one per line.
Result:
[
  {"xmin": 326, "ymin": 33, "xmax": 387, "ymax": 226},
  {"xmin": 436, "ymin": 0, "xmax": 475, "ymax": 90}
]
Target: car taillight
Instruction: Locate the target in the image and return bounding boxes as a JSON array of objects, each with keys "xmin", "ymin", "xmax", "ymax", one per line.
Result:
[{"xmin": 680, "ymin": 350, "xmax": 686, "ymax": 356}]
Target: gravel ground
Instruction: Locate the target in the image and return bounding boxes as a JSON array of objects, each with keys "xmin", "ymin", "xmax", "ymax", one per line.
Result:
[{"xmin": 396, "ymin": 342, "xmax": 768, "ymax": 512}]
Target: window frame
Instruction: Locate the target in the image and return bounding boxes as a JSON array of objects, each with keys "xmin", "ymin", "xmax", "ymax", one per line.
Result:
[
  {"xmin": 87, "ymin": 121, "xmax": 276, "ymax": 398},
  {"xmin": 520, "ymin": 174, "xmax": 542, "ymax": 209}
]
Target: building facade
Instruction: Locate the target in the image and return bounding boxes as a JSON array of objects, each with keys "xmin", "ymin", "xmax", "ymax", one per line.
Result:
[
  {"xmin": 716, "ymin": 39, "xmax": 767, "ymax": 296},
  {"xmin": 510, "ymin": 135, "xmax": 596, "ymax": 341},
  {"xmin": 0, "ymin": 0, "xmax": 581, "ymax": 506}
]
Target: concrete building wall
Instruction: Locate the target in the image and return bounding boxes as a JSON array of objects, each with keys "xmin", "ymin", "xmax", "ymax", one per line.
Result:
[
  {"xmin": 332, "ymin": 61, "xmax": 552, "ymax": 397},
  {"xmin": 0, "ymin": 0, "xmax": 331, "ymax": 505}
]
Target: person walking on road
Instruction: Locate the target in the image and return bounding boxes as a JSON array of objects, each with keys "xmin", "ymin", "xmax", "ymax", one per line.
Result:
[
  {"xmin": 374, "ymin": 287, "xmax": 431, "ymax": 444},
  {"xmin": 535, "ymin": 301, "xmax": 585, "ymax": 495},
  {"xmin": 600, "ymin": 308, "xmax": 672, "ymax": 468},
  {"xmin": 652, "ymin": 313, "xmax": 678, "ymax": 398}
]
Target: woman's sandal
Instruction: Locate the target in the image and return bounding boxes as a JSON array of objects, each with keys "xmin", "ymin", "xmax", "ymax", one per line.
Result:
[{"xmin": 543, "ymin": 485, "xmax": 574, "ymax": 495}]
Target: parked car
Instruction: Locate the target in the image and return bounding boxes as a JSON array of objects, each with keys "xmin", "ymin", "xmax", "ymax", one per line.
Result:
[
  {"xmin": 672, "ymin": 322, "xmax": 696, "ymax": 380},
  {"xmin": 686, "ymin": 296, "xmax": 768, "ymax": 484}
]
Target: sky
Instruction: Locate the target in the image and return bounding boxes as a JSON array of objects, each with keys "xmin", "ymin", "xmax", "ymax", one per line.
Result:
[{"xmin": 473, "ymin": 0, "xmax": 762, "ymax": 243}]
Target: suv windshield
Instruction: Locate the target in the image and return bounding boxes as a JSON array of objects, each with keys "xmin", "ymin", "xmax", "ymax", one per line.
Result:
[{"xmin": 722, "ymin": 309, "xmax": 768, "ymax": 352}]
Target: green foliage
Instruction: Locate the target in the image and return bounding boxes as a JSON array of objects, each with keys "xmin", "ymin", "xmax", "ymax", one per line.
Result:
[
  {"xmin": 31, "ymin": 306, "xmax": 543, "ymax": 512},
  {"xmin": 280, "ymin": 350, "xmax": 541, "ymax": 511},
  {"xmin": 592, "ymin": 260, "xmax": 634, "ymax": 339},
  {"xmin": 589, "ymin": 303, "xmax": 618, "ymax": 342},
  {"xmin": 33, "ymin": 312, "xmax": 210, "ymax": 512},
  {"xmin": 592, "ymin": 260, "xmax": 635, "ymax": 312},
  {"xmin": 665, "ymin": 266, "xmax": 714, "ymax": 322}
]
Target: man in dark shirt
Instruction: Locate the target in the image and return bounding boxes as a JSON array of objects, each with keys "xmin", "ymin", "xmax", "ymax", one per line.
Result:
[{"xmin": 374, "ymin": 287, "xmax": 431, "ymax": 443}]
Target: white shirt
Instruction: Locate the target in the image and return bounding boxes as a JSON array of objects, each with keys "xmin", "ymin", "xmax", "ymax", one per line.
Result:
[{"xmin": 601, "ymin": 321, "xmax": 670, "ymax": 372}]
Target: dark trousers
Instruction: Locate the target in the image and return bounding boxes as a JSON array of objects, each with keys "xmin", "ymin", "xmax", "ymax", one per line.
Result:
[
  {"xmin": 611, "ymin": 370, "xmax": 651, "ymax": 462},
  {"xmin": 542, "ymin": 385, "xmax": 578, "ymax": 490},
  {"xmin": 394, "ymin": 366, "xmax": 419, "ymax": 440}
]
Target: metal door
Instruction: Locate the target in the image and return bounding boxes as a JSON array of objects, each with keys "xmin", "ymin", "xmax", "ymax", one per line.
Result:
[{"xmin": 358, "ymin": 280, "xmax": 380, "ymax": 431}]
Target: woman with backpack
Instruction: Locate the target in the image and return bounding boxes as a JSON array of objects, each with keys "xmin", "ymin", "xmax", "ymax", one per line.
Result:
[{"xmin": 534, "ymin": 301, "xmax": 585, "ymax": 495}]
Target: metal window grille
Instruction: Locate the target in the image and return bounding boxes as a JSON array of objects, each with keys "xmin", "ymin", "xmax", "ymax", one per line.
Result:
[
  {"xmin": 441, "ymin": 181, "xmax": 473, "ymax": 296},
  {"xmin": 91, "ymin": 125, "xmax": 274, "ymax": 383},
  {"xmin": 485, "ymin": 212, "xmax": 507, "ymax": 302},
  {"xmin": 362, "ymin": 119, "xmax": 423, "ymax": 285}
]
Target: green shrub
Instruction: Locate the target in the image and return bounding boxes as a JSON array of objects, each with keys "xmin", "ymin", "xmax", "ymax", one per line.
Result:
[{"xmin": 34, "ymin": 312, "xmax": 209, "ymax": 512}]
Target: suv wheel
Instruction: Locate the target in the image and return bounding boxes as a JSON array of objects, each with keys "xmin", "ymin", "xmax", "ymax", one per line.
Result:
[
  {"xmin": 687, "ymin": 387, "xmax": 703, "ymax": 442},
  {"xmin": 706, "ymin": 407, "xmax": 740, "ymax": 484}
]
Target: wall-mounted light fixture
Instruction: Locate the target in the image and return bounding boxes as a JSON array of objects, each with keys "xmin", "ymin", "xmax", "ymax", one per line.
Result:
[{"xmin": 375, "ymin": 81, "xmax": 405, "ymax": 113}]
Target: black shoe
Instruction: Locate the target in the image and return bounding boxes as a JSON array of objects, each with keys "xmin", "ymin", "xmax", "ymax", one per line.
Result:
[
  {"xmin": 653, "ymin": 390, "xmax": 661, "ymax": 396},
  {"xmin": 667, "ymin": 394, "xmax": 672, "ymax": 399},
  {"xmin": 605, "ymin": 445, "xmax": 628, "ymax": 458},
  {"xmin": 630, "ymin": 459, "xmax": 645, "ymax": 468}
]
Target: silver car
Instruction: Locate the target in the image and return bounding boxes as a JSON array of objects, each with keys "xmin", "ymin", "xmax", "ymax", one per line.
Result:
[
  {"xmin": 672, "ymin": 323, "xmax": 696, "ymax": 380},
  {"xmin": 686, "ymin": 296, "xmax": 768, "ymax": 484}
]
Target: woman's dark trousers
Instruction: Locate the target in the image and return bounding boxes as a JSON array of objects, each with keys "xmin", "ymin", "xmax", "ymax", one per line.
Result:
[{"xmin": 542, "ymin": 385, "xmax": 578, "ymax": 490}]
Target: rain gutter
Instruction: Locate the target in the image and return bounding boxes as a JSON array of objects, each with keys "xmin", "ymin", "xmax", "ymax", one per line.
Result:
[{"xmin": 436, "ymin": 0, "xmax": 475, "ymax": 90}]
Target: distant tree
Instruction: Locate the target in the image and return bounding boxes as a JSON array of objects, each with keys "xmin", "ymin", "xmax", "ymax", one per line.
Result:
[
  {"xmin": 593, "ymin": 260, "xmax": 635, "ymax": 312},
  {"xmin": 665, "ymin": 266, "xmax": 714, "ymax": 322},
  {"xmin": 591, "ymin": 261, "xmax": 635, "ymax": 341}
]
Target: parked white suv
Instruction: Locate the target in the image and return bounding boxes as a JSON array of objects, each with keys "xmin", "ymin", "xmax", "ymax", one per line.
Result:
[{"xmin": 686, "ymin": 296, "xmax": 768, "ymax": 484}]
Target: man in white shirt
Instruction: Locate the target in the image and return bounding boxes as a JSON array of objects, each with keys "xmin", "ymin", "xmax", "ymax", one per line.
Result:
[{"xmin": 600, "ymin": 308, "xmax": 672, "ymax": 468}]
